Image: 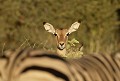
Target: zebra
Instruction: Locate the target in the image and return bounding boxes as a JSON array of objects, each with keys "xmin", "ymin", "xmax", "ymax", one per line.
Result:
[{"xmin": 0, "ymin": 48, "xmax": 120, "ymax": 81}]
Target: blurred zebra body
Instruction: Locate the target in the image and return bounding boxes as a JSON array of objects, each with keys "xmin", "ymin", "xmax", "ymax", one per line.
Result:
[
  {"xmin": 70, "ymin": 53, "xmax": 120, "ymax": 81},
  {"xmin": 0, "ymin": 49, "xmax": 120, "ymax": 81}
]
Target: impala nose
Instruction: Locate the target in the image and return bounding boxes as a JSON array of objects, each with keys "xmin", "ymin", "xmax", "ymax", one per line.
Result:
[{"xmin": 59, "ymin": 43, "xmax": 64, "ymax": 46}]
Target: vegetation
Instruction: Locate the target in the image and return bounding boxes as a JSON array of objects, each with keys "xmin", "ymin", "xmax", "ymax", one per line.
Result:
[{"xmin": 0, "ymin": 0, "xmax": 120, "ymax": 57}]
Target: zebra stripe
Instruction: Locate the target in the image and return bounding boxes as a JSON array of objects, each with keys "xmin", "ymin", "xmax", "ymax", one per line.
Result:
[
  {"xmin": 0, "ymin": 49, "xmax": 76, "ymax": 81},
  {"xmin": 0, "ymin": 49, "xmax": 120, "ymax": 81},
  {"xmin": 70, "ymin": 53, "xmax": 120, "ymax": 81}
]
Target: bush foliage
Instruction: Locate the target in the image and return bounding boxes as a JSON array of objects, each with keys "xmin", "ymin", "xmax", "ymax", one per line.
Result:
[{"xmin": 0, "ymin": 0, "xmax": 120, "ymax": 54}]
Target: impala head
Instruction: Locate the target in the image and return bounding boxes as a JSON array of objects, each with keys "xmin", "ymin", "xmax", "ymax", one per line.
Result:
[{"xmin": 43, "ymin": 20, "xmax": 81, "ymax": 55}]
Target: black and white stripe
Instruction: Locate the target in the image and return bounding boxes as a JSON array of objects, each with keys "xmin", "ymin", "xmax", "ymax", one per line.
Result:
[
  {"xmin": 0, "ymin": 49, "xmax": 120, "ymax": 81},
  {"xmin": 70, "ymin": 53, "xmax": 120, "ymax": 81}
]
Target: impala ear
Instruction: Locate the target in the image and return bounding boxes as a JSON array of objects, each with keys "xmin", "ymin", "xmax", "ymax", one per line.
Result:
[
  {"xmin": 68, "ymin": 20, "xmax": 81, "ymax": 34},
  {"xmin": 43, "ymin": 22, "xmax": 55, "ymax": 34}
]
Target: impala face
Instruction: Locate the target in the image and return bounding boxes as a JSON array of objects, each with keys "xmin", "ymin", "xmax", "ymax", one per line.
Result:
[
  {"xmin": 43, "ymin": 21, "xmax": 81, "ymax": 51},
  {"xmin": 54, "ymin": 28, "xmax": 68, "ymax": 50}
]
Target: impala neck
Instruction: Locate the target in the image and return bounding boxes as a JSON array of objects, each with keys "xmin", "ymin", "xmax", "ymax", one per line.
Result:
[{"xmin": 57, "ymin": 48, "xmax": 66, "ymax": 57}]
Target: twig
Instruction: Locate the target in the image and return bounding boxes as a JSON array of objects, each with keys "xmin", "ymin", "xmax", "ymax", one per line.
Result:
[
  {"xmin": 32, "ymin": 43, "xmax": 36, "ymax": 48},
  {"xmin": 24, "ymin": 35, "xmax": 32, "ymax": 48},
  {"xmin": 18, "ymin": 38, "xmax": 28, "ymax": 49},
  {"xmin": 1, "ymin": 42, "xmax": 6, "ymax": 56}
]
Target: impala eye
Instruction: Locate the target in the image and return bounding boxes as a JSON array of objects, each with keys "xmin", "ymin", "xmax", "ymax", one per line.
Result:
[
  {"xmin": 66, "ymin": 33, "xmax": 69, "ymax": 36},
  {"xmin": 54, "ymin": 33, "xmax": 57, "ymax": 36}
]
